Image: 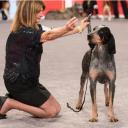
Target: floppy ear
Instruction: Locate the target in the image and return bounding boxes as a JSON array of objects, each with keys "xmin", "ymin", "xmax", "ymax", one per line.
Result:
[
  {"xmin": 87, "ymin": 35, "xmax": 96, "ymax": 50},
  {"xmin": 107, "ymin": 33, "xmax": 116, "ymax": 54},
  {"xmin": 99, "ymin": 27, "xmax": 116, "ymax": 54}
]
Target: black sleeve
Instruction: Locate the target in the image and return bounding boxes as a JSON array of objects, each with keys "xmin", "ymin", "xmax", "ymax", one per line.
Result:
[
  {"xmin": 33, "ymin": 25, "xmax": 45, "ymax": 44},
  {"xmin": 20, "ymin": 25, "xmax": 45, "ymax": 45}
]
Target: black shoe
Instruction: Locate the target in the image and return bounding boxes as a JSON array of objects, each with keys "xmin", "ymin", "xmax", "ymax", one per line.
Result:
[{"xmin": 0, "ymin": 96, "xmax": 7, "ymax": 119}]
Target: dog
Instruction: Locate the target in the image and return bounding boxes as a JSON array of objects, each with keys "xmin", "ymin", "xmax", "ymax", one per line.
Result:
[{"xmin": 76, "ymin": 25, "xmax": 118, "ymax": 122}]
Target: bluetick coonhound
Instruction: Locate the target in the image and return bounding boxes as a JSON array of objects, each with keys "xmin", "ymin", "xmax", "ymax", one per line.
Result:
[{"xmin": 76, "ymin": 25, "xmax": 118, "ymax": 122}]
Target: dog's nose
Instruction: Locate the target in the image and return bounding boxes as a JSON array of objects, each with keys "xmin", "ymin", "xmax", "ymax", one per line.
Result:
[{"xmin": 87, "ymin": 34, "xmax": 92, "ymax": 40}]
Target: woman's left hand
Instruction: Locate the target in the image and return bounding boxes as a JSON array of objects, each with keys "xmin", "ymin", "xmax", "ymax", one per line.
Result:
[{"xmin": 80, "ymin": 17, "xmax": 90, "ymax": 31}]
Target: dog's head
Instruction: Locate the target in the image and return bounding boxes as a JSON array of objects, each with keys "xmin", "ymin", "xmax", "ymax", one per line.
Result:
[{"xmin": 87, "ymin": 25, "xmax": 116, "ymax": 54}]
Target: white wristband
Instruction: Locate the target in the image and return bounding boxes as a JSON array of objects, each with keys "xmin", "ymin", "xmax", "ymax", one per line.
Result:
[{"xmin": 77, "ymin": 26, "xmax": 83, "ymax": 33}]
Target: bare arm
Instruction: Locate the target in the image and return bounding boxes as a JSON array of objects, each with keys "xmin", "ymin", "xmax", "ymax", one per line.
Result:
[
  {"xmin": 40, "ymin": 26, "xmax": 70, "ymax": 42},
  {"xmin": 40, "ymin": 17, "xmax": 78, "ymax": 43}
]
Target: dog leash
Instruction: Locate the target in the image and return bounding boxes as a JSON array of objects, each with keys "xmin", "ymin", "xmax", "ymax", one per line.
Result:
[
  {"xmin": 67, "ymin": 49, "xmax": 92, "ymax": 112},
  {"xmin": 67, "ymin": 76, "xmax": 89, "ymax": 112},
  {"xmin": 67, "ymin": 14, "xmax": 93, "ymax": 112}
]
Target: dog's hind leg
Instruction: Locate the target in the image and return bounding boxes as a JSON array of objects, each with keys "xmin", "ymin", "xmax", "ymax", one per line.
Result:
[
  {"xmin": 106, "ymin": 71, "xmax": 118, "ymax": 122},
  {"xmin": 104, "ymin": 83, "xmax": 109, "ymax": 106}
]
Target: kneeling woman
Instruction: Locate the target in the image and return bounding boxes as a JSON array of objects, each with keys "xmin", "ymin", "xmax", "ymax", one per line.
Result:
[{"xmin": 0, "ymin": 0, "xmax": 89, "ymax": 119}]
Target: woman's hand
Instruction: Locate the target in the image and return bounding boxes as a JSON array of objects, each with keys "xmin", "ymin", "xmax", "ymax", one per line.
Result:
[
  {"xmin": 64, "ymin": 17, "xmax": 78, "ymax": 31},
  {"xmin": 62, "ymin": 17, "xmax": 90, "ymax": 37},
  {"xmin": 62, "ymin": 17, "xmax": 90, "ymax": 36},
  {"xmin": 40, "ymin": 17, "xmax": 89, "ymax": 42},
  {"xmin": 79, "ymin": 17, "xmax": 90, "ymax": 32}
]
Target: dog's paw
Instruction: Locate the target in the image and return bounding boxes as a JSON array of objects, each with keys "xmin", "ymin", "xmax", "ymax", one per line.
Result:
[
  {"xmin": 105, "ymin": 102, "xmax": 109, "ymax": 107},
  {"xmin": 89, "ymin": 118, "xmax": 98, "ymax": 122},
  {"xmin": 109, "ymin": 117, "xmax": 118, "ymax": 122},
  {"xmin": 76, "ymin": 103, "xmax": 82, "ymax": 110}
]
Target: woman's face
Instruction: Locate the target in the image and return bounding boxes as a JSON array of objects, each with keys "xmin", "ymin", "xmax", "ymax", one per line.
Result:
[{"xmin": 35, "ymin": 11, "xmax": 43, "ymax": 23}]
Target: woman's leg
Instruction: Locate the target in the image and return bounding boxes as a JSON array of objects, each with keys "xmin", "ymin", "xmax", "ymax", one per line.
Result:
[
  {"xmin": 40, "ymin": 96, "xmax": 61, "ymax": 117},
  {"xmin": 0, "ymin": 95, "xmax": 61, "ymax": 118}
]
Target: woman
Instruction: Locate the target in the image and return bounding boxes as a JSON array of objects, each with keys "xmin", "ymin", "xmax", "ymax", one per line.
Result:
[{"xmin": 0, "ymin": 0, "xmax": 89, "ymax": 119}]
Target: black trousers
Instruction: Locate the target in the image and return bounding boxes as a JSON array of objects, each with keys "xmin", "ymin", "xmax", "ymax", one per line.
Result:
[
  {"xmin": 111, "ymin": 1, "xmax": 119, "ymax": 18},
  {"xmin": 120, "ymin": 1, "xmax": 128, "ymax": 19},
  {"xmin": 112, "ymin": 1, "xmax": 128, "ymax": 19}
]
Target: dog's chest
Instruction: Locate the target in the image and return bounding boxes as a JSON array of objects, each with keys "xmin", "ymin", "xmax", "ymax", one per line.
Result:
[{"xmin": 90, "ymin": 45, "xmax": 114, "ymax": 71}]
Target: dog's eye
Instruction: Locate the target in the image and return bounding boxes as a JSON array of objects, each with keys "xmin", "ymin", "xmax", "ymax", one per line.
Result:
[{"xmin": 100, "ymin": 31, "xmax": 104, "ymax": 34}]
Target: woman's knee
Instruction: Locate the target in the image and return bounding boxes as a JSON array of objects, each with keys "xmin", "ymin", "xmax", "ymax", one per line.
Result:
[
  {"xmin": 35, "ymin": 107, "xmax": 58, "ymax": 118},
  {"xmin": 46, "ymin": 104, "xmax": 61, "ymax": 118},
  {"xmin": 40, "ymin": 105, "xmax": 61, "ymax": 118},
  {"xmin": 56, "ymin": 103, "xmax": 61, "ymax": 115},
  {"xmin": 46, "ymin": 107, "xmax": 59, "ymax": 118},
  {"xmin": 40, "ymin": 96, "xmax": 61, "ymax": 118},
  {"xmin": 51, "ymin": 96, "xmax": 61, "ymax": 113}
]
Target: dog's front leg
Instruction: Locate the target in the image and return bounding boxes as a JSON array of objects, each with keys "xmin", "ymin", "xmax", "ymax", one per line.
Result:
[
  {"xmin": 106, "ymin": 70, "xmax": 118, "ymax": 122},
  {"xmin": 104, "ymin": 83, "xmax": 109, "ymax": 106},
  {"xmin": 108, "ymin": 80, "xmax": 118, "ymax": 122},
  {"xmin": 89, "ymin": 79, "xmax": 98, "ymax": 122},
  {"xmin": 76, "ymin": 72, "xmax": 86, "ymax": 110},
  {"xmin": 76, "ymin": 51, "xmax": 91, "ymax": 110}
]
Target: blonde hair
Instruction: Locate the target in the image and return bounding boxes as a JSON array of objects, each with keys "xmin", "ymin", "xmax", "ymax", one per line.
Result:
[{"xmin": 11, "ymin": 0, "xmax": 45, "ymax": 32}]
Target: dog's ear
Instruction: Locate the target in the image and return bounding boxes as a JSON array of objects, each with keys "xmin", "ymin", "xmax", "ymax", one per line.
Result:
[
  {"xmin": 108, "ymin": 33, "xmax": 116, "ymax": 54},
  {"xmin": 87, "ymin": 35, "xmax": 96, "ymax": 50},
  {"xmin": 98, "ymin": 27, "xmax": 116, "ymax": 54}
]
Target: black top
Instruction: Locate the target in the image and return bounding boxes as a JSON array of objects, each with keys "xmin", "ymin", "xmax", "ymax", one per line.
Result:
[
  {"xmin": 3, "ymin": 25, "xmax": 51, "ymax": 106},
  {"xmin": 4, "ymin": 25, "xmax": 45, "ymax": 85}
]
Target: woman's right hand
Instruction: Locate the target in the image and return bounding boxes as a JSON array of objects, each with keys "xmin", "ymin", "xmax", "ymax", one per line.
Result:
[{"xmin": 64, "ymin": 17, "xmax": 78, "ymax": 31}]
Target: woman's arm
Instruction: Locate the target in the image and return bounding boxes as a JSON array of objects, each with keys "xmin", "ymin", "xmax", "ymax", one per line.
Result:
[{"xmin": 40, "ymin": 17, "xmax": 78, "ymax": 43}]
